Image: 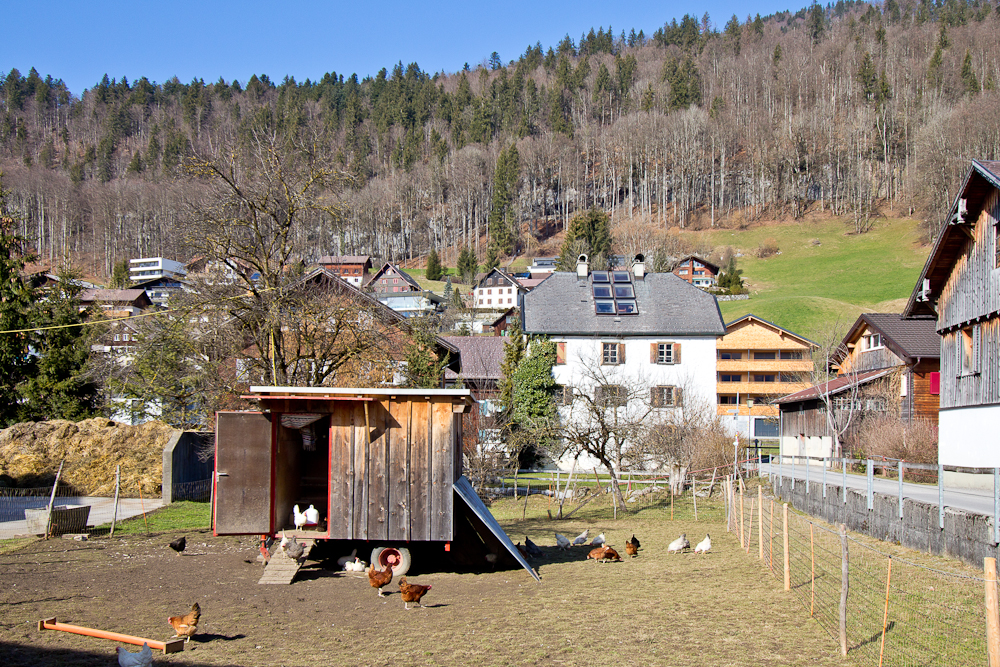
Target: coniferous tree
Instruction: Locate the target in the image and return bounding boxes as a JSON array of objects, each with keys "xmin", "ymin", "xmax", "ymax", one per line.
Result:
[
  {"xmin": 425, "ymin": 247, "xmax": 442, "ymax": 281},
  {"xmin": 0, "ymin": 181, "xmax": 39, "ymax": 426},
  {"xmin": 457, "ymin": 245, "xmax": 478, "ymax": 283},
  {"xmin": 19, "ymin": 269, "xmax": 100, "ymax": 422},
  {"xmin": 110, "ymin": 259, "xmax": 130, "ymax": 288},
  {"xmin": 557, "ymin": 207, "xmax": 613, "ymax": 269},
  {"xmin": 488, "ymin": 143, "xmax": 520, "ymax": 256}
]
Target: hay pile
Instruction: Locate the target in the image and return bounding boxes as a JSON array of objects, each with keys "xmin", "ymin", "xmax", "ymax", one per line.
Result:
[{"xmin": 0, "ymin": 418, "xmax": 179, "ymax": 496}]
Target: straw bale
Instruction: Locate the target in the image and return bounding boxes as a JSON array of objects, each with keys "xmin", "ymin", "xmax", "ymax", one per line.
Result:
[{"xmin": 0, "ymin": 419, "xmax": 179, "ymax": 496}]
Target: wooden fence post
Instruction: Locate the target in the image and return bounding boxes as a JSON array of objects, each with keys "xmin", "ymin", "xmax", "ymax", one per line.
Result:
[
  {"xmin": 840, "ymin": 523, "xmax": 849, "ymax": 656},
  {"xmin": 783, "ymin": 503, "xmax": 790, "ymax": 592},
  {"xmin": 758, "ymin": 485, "xmax": 764, "ymax": 560},
  {"xmin": 769, "ymin": 498, "xmax": 775, "ymax": 574},
  {"xmin": 810, "ymin": 522, "xmax": 815, "ymax": 617},
  {"xmin": 985, "ymin": 557, "xmax": 1000, "ymax": 667},
  {"xmin": 879, "ymin": 557, "xmax": 893, "ymax": 667}
]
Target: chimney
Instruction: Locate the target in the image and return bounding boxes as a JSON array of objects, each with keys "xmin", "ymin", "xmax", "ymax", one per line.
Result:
[
  {"xmin": 632, "ymin": 254, "xmax": 646, "ymax": 280},
  {"xmin": 576, "ymin": 254, "xmax": 589, "ymax": 279}
]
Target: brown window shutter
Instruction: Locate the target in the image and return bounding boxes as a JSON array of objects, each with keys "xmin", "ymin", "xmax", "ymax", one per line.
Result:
[
  {"xmin": 673, "ymin": 343, "xmax": 681, "ymax": 364},
  {"xmin": 618, "ymin": 342, "xmax": 626, "ymax": 364},
  {"xmin": 556, "ymin": 342, "xmax": 566, "ymax": 365},
  {"xmin": 651, "ymin": 342, "xmax": 658, "ymax": 363},
  {"xmin": 674, "ymin": 387, "xmax": 682, "ymax": 406}
]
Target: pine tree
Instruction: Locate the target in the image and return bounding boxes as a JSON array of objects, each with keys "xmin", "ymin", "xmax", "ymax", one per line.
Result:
[
  {"xmin": 19, "ymin": 269, "xmax": 100, "ymax": 422},
  {"xmin": 457, "ymin": 245, "xmax": 478, "ymax": 283},
  {"xmin": 483, "ymin": 244, "xmax": 500, "ymax": 273},
  {"xmin": 488, "ymin": 143, "xmax": 520, "ymax": 256},
  {"xmin": 557, "ymin": 207, "xmax": 613, "ymax": 269},
  {"xmin": 0, "ymin": 180, "xmax": 39, "ymax": 426},
  {"xmin": 961, "ymin": 50, "xmax": 980, "ymax": 94},
  {"xmin": 443, "ymin": 275, "xmax": 453, "ymax": 301},
  {"xmin": 425, "ymin": 247, "xmax": 442, "ymax": 281},
  {"xmin": 402, "ymin": 324, "xmax": 449, "ymax": 388},
  {"xmin": 110, "ymin": 259, "xmax": 130, "ymax": 288}
]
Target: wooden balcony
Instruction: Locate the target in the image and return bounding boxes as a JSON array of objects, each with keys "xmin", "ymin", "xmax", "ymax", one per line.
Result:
[
  {"xmin": 716, "ymin": 381, "xmax": 811, "ymax": 396},
  {"xmin": 716, "ymin": 359, "xmax": 814, "ymax": 373}
]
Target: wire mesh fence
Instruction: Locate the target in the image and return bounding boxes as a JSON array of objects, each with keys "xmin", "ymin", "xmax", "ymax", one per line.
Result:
[
  {"xmin": 0, "ymin": 474, "xmax": 212, "ymax": 540},
  {"xmin": 728, "ymin": 478, "xmax": 993, "ymax": 666}
]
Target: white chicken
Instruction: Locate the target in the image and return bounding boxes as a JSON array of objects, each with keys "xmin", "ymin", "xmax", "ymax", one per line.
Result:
[
  {"xmin": 667, "ymin": 533, "xmax": 690, "ymax": 554},
  {"xmin": 555, "ymin": 533, "xmax": 572, "ymax": 549},
  {"xmin": 116, "ymin": 642, "xmax": 152, "ymax": 667},
  {"xmin": 694, "ymin": 534, "xmax": 712, "ymax": 554},
  {"xmin": 590, "ymin": 532, "xmax": 606, "ymax": 547},
  {"xmin": 293, "ymin": 505, "xmax": 307, "ymax": 530},
  {"xmin": 304, "ymin": 504, "xmax": 320, "ymax": 525},
  {"xmin": 337, "ymin": 548, "xmax": 358, "ymax": 568},
  {"xmin": 344, "ymin": 557, "xmax": 367, "ymax": 572},
  {"xmin": 572, "ymin": 529, "xmax": 590, "ymax": 546}
]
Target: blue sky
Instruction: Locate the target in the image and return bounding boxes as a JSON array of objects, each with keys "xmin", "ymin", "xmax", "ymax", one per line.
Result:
[{"xmin": 4, "ymin": 0, "xmax": 796, "ymax": 96}]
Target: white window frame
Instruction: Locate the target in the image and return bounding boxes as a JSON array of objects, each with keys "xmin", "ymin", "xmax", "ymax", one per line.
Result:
[{"xmin": 602, "ymin": 342, "xmax": 620, "ymax": 365}]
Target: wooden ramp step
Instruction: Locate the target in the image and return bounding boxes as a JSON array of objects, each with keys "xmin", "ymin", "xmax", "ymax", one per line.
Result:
[{"xmin": 258, "ymin": 541, "xmax": 315, "ymax": 585}]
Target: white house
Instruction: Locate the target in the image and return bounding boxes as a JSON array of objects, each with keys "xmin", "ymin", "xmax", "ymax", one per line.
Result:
[
  {"xmin": 129, "ymin": 257, "xmax": 187, "ymax": 282},
  {"xmin": 522, "ymin": 254, "xmax": 727, "ymax": 470},
  {"xmin": 473, "ymin": 267, "xmax": 525, "ymax": 312}
]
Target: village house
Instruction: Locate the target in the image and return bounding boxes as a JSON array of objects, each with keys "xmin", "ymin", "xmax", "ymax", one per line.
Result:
[
  {"xmin": 716, "ymin": 314, "xmax": 816, "ymax": 452},
  {"xmin": 522, "ymin": 254, "xmax": 726, "ymax": 470},
  {"xmin": 316, "ymin": 255, "xmax": 373, "ymax": 287},
  {"xmin": 366, "ymin": 262, "xmax": 442, "ymax": 317},
  {"xmin": 672, "ymin": 255, "xmax": 720, "ymax": 288},
  {"xmin": 902, "ymin": 159, "xmax": 1000, "ymax": 488}
]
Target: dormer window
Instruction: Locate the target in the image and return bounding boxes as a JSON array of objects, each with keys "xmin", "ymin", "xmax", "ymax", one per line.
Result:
[{"xmin": 865, "ymin": 334, "xmax": 883, "ymax": 350}]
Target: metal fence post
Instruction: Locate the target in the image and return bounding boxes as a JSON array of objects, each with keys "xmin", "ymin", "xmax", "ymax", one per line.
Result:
[
  {"xmin": 778, "ymin": 454, "xmax": 783, "ymax": 490},
  {"xmin": 823, "ymin": 457, "xmax": 827, "ymax": 498},
  {"xmin": 806, "ymin": 456, "xmax": 810, "ymax": 494},
  {"xmin": 843, "ymin": 457, "xmax": 847, "ymax": 504},
  {"xmin": 898, "ymin": 461, "xmax": 904, "ymax": 520},
  {"xmin": 791, "ymin": 455, "xmax": 796, "ymax": 490},
  {"xmin": 867, "ymin": 459, "xmax": 874, "ymax": 510},
  {"xmin": 995, "ymin": 468, "xmax": 1000, "ymax": 546},
  {"xmin": 939, "ymin": 463, "xmax": 945, "ymax": 530}
]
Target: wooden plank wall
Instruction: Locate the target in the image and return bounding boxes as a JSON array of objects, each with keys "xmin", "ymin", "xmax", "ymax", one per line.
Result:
[
  {"xmin": 938, "ymin": 189, "xmax": 1000, "ymax": 410},
  {"xmin": 321, "ymin": 397, "xmax": 457, "ymax": 542}
]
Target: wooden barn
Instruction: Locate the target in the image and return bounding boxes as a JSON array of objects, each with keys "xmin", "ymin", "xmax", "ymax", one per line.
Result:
[
  {"xmin": 903, "ymin": 159, "xmax": 1000, "ymax": 487},
  {"xmin": 213, "ymin": 386, "xmax": 537, "ymax": 580}
]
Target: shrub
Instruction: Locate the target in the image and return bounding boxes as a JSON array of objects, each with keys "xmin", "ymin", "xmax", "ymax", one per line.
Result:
[{"xmin": 757, "ymin": 237, "xmax": 780, "ymax": 258}]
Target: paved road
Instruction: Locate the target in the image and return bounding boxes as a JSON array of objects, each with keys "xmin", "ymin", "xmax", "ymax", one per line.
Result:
[
  {"xmin": 759, "ymin": 462, "xmax": 998, "ymax": 518},
  {"xmin": 0, "ymin": 496, "xmax": 164, "ymax": 539}
]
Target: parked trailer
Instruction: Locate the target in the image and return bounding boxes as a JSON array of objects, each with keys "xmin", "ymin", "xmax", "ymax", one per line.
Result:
[{"xmin": 213, "ymin": 386, "xmax": 537, "ymax": 581}]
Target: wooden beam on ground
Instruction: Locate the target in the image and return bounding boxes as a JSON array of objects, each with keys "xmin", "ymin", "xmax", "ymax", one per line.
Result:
[{"xmin": 38, "ymin": 618, "xmax": 185, "ymax": 653}]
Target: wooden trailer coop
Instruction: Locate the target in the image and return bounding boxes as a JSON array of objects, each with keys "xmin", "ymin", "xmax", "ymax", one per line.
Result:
[{"xmin": 213, "ymin": 386, "xmax": 536, "ymax": 580}]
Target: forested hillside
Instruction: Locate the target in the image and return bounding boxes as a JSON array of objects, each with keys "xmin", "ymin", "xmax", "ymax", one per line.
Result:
[{"xmin": 2, "ymin": 0, "xmax": 1000, "ymax": 280}]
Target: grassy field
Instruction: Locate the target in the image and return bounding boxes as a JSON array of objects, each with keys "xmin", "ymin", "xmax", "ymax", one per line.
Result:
[{"xmin": 701, "ymin": 217, "xmax": 930, "ymax": 342}]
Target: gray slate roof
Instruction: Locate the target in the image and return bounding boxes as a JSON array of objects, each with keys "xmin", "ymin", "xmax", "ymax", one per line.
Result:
[
  {"xmin": 441, "ymin": 336, "xmax": 510, "ymax": 381},
  {"xmin": 522, "ymin": 271, "xmax": 726, "ymax": 336},
  {"xmin": 858, "ymin": 313, "xmax": 940, "ymax": 360}
]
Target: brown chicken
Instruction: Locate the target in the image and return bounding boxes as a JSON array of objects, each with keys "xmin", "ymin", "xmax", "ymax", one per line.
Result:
[
  {"xmin": 398, "ymin": 577, "xmax": 432, "ymax": 610},
  {"xmin": 586, "ymin": 545, "xmax": 622, "ymax": 563},
  {"xmin": 368, "ymin": 563, "xmax": 393, "ymax": 597},
  {"xmin": 167, "ymin": 602, "xmax": 200, "ymax": 642},
  {"xmin": 625, "ymin": 541, "xmax": 639, "ymax": 558}
]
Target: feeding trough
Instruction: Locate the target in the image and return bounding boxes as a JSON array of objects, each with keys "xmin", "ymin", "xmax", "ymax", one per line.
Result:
[{"xmin": 24, "ymin": 505, "xmax": 90, "ymax": 536}]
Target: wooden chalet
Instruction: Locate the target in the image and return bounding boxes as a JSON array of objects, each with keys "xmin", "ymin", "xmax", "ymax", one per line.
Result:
[
  {"xmin": 317, "ymin": 255, "xmax": 373, "ymax": 287},
  {"xmin": 672, "ymin": 255, "xmax": 720, "ymax": 288},
  {"xmin": 903, "ymin": 159, "xmax": 1000, "ymax": 486},
  {"xmin": 367, "ymin": 262, "xmax": 421, "ymax": 293},
  {"xmin": 716, "ymin": 314, "xmax": 816, "ymax": 446},
  {"xmin": 79, "ymin": 288, "xmax": 152, "ymax": 318},
  {"xmin": 830, "ymin": 313, "xmax": 940, "ymax": 424}
]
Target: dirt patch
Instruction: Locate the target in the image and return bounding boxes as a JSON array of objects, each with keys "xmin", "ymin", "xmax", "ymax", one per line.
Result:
[
  {"xmin": 0, "ymin": 419, "xmax": 178, "ymax": 495},
  {"xmin": 0, "ymin": 502, "xmax": 855, "ymax": 667}
]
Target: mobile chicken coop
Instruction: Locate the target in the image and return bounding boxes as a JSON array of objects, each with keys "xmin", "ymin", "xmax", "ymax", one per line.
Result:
[{"xmin": 213, "ymin": 386, "xmax": 537, "ymax": 581}]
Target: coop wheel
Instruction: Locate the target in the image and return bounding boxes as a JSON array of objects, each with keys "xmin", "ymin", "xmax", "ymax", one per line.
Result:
[{"xmin": 371, "ymin": 546, "xmax": 411, "ymax": 576}]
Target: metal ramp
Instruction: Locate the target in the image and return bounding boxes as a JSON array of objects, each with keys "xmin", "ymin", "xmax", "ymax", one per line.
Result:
[{"xmin": 258, "ymin": 540, "xmax": 315, "ymax": 585}]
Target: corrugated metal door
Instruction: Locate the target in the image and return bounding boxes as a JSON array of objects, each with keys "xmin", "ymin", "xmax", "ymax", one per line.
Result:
[{"xmin": 214, "ymin": 411, "xmax": 273, "ymax": 535}]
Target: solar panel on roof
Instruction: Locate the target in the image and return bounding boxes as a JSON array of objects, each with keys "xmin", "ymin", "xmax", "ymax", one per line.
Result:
[
  {"xmin": 592, "ymin": 271, "xmax": 610, "ymax": 282},
  {"xmin": 614, "ymin": 285, "xmax": 635, "ymax": 299},
  {"xmin": 593, "ymin": 285, "xmax": 613, "ymax": 298}
]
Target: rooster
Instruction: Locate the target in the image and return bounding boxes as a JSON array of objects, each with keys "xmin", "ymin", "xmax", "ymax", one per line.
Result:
[
  {"xmin": 116, "ymin": 643, "xmax": 152, "ymax": 667},
  {"xmin": 167, "ymin": 602, "xmax": 200, "ymax": 642},
  {"xmin": 667, "ymin": 533, "xmax": 690, "ymax": 554},
  {"xmin": 694, "ymin": 534, "xmax": 712, "ymax": 554},
  {"xmin": 572, "ymin": 529, "xmax": 590, "ymax": 546},
  {"xmin": 399, "ymin": 577, "xmax": 432, "ymax": 609},
  {"xmin": 368, "ymin": 563, "xmax": 393, "ymax": 597}
]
